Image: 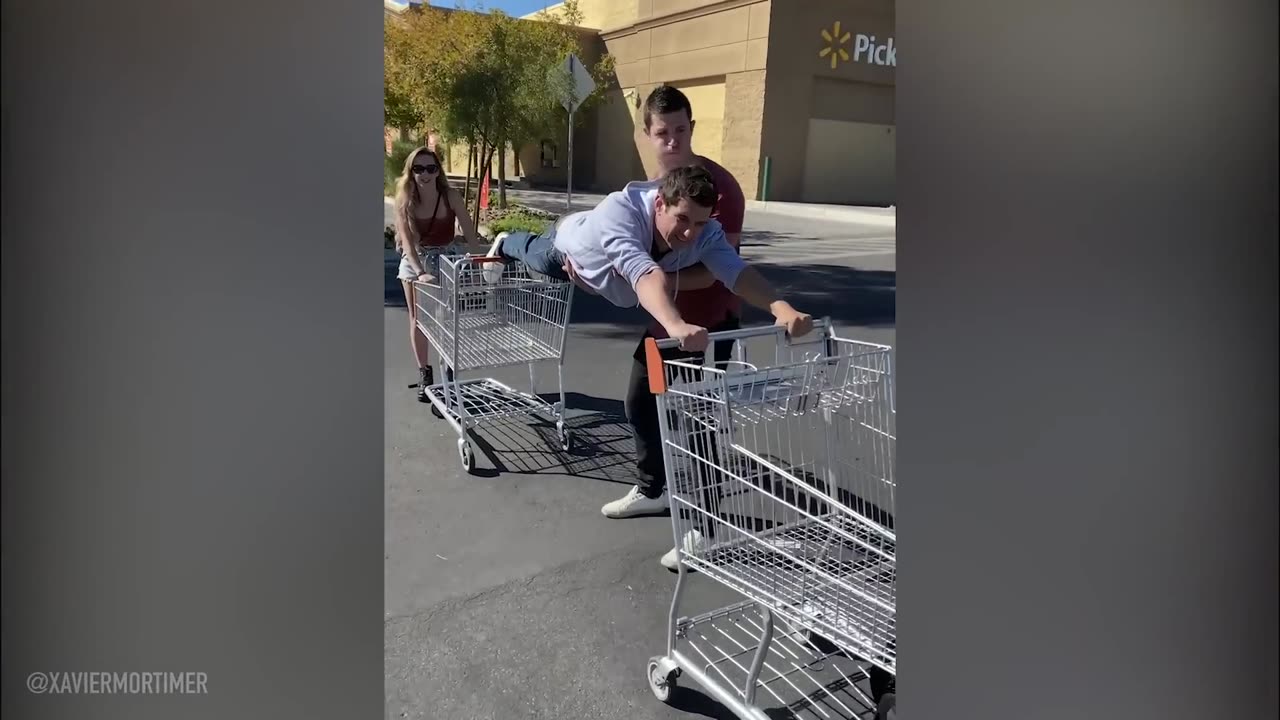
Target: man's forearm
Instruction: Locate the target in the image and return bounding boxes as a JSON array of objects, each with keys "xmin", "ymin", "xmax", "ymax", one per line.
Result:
[
  {"xmin": 666, "ymin": 263, "xmax": 719, "ymax": 291},
  {"xmin": 635, "ymin": 270, "xmax": 686, "ymax": 330},
  {"xmin": 731, "ymin": 266, "xmax": 796, "ymax": 316}
]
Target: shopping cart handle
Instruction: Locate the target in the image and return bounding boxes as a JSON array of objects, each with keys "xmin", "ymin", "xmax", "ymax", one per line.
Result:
[
  {"xmin": 646, "ymin": 317, "xmax": 832, "ymax": 351},
  {"xmin": 644, "ymin": 318, "xmax": 833, "ymax": 394},
  {"xmin": 462, "ymin": 254, "xmax": 505, "ymax": 264}
]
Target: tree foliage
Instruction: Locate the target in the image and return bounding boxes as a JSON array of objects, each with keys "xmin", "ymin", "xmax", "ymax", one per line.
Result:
[{"xmin": 384, "ymin": 0, "xmax": 615, "ymax": 209}]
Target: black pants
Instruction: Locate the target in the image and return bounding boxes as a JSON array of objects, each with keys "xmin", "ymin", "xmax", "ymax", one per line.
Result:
[{"xmin": 626, "ymin": 316, "xmax": 741, "ymax": 499}]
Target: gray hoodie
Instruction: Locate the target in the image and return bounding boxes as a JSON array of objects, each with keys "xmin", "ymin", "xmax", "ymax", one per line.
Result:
[{"xmin": 552, "ymin": 180, "xmax": 746, "ymax": 309}]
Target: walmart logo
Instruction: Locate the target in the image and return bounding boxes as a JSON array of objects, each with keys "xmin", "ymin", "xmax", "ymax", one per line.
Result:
[
  {"xmin": 819, "ymin": 21, "xmax": 852, "ymax": 69},
  {"xmin": 820, "ymin": 22, "xmax": 898, "ymax": 69}
]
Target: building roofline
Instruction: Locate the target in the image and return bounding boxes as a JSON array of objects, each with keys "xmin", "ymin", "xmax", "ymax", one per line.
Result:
[{"xmin": 600, "ymin": 0, "xmax": 763, "ymax": 39}]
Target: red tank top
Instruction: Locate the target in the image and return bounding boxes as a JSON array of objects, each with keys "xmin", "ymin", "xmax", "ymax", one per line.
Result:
[{"xmin": 415, "ymin": 193, "xmax": 457, "ymax": 248}]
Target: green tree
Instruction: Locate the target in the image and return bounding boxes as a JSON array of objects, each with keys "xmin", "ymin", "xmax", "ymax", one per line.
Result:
[
  {"xmin": 498, "ymin": 1, "xmax": 615, "ymax": 208},
  {"xmin": 384, "ymin": 0, "xmax": 614, "ymax": 214}
]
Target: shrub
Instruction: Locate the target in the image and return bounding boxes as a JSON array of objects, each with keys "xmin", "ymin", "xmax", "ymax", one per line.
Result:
[
  {"xmin": 481, "ymin": 203, "xmax": 557, "ymax": 224},
  {"xmin": 489, "ymin": 212, "xmax": 552, "ymax": 236}
]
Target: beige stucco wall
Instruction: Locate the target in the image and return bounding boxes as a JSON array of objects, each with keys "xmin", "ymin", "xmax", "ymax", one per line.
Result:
[
  {"xmin": 722, "ymin": 69, "xmax": 766, "ymax": 200},
  {"xmin": 592, "ymin": 0, "xmax": 771, "ymax": 193},
  {"xmin": 758, "ymin": 0, "xmax": 895, "ymax": 203},
  {"xmin": 668, "ymin": 77, "xmax": 726, "ymax": 167},
  {"xmin": 607, "ymin": 1, "xmax": 770, "ymax": 86},
  {"xmin": 522, "ymin": 0, "xmax": 639, "ymax": 31}
]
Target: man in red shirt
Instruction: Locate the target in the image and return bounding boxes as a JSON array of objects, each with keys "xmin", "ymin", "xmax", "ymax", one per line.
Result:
[{"xmin": 601, "ymin": 85, "xmax": 750, "ymax": 570}]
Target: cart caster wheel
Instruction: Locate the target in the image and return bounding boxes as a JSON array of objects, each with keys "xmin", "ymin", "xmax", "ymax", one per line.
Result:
[
  {"xmin": 647, "ymin": 656, "xmax": 680, "ymax": 703},
  {"xmin": 557, "ymin": 423, "xmax": 572, "ymax": 452},
  {"xmin": 457, "ymin": 439, "xmax": 474, "ymax": 473},
  {"xmin": 430, "ymin": 402, "xmax": 444, "ymax": 420}
]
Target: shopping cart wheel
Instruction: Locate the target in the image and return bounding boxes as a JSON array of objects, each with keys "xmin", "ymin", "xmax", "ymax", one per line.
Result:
[
  {"xmin": 457, "ymin": 438, "xmax": 474, "ymax": 473},
  {"xmin": 556, "ymin": 421, "xmax": 572, "ymax": 452},
  {"xmin": 646, "ymin": 656, "xmax": 680, "ymax": 703}
]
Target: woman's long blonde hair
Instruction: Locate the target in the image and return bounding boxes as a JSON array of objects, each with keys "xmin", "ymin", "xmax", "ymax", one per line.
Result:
[{"xmin": 394, "ymin": 147, "xmax": 452, "ymax": 252}]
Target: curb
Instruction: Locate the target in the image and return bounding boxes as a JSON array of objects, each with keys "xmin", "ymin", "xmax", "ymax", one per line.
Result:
[{"xmin": 745, "ymin": 200, "xmax": 896, "ymax": 228}]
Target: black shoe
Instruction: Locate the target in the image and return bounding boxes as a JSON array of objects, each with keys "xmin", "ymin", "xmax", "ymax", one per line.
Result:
[
  {"xmin": 416, "ymin": 366, "xmax": 433, "ymax": 403},
  {"xmin": 869, "ymin": 667, "xmax": 895, "ymax": 704},
  {"xmin": 430, "ymin": 366, "xmax": 451, "ymax": 418},
  {"xmin": 875, "ymin": 693, "xmax": 895, "ymax": 720}
]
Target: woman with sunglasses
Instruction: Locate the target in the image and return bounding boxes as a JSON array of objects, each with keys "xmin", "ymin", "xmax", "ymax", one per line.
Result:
[{"xmin": 393, "ymin": 147, "xmax": 481, "ymax": 407}]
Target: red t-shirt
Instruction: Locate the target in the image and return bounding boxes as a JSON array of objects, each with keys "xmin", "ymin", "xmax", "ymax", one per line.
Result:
[{"xmin": 649, "ymin": 155, "xmax": 746, "ymax": 336}]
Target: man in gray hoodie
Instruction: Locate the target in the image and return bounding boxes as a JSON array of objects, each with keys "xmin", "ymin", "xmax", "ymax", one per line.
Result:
[{"xmin": 485, "ymin": 165, "xmax": 812, "ymax": 354}]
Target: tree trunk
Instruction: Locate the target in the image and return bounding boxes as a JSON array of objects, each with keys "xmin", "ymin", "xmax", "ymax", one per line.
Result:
[
  {"xmin": 472, "ymin": 140, "xmax": 493, "ymax": 232},
  {"xmin": 476, "ymin": 139, "xmax": 486, "ymax": 215},
  {"xmin": 497, "ymin": 140, "xmax": 508, "ymax": 210},
  {"xmin": 462, "ymin": 137, "xmax": 475, "ymax": 214}
]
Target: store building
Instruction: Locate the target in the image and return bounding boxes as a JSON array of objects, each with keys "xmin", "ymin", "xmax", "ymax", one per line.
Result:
[{"xmin": 519, "ymin": 0, "xmax": 896, "ymax": 206}]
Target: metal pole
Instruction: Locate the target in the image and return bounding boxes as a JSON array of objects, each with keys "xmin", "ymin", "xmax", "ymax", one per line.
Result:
[
  {"xmin": 566, "ymin": 54, "xmax": 577, "ymax": 214},
  {"xmin": 760, "ymin": 155, "xmax": 772, "ymax": 202},
  {"xmin": 567, "ymin": 107, "xmax": 574, "ymax": 213}
]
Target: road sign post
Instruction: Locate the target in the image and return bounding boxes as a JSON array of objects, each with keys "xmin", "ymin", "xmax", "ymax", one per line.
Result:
[
  {"xmin": 567, "ymin": 107, "xmax": 574, "ymax": 211},
  {"xmin": 554, "ymin": 54, "xmax": 596, "ymax": 214}
]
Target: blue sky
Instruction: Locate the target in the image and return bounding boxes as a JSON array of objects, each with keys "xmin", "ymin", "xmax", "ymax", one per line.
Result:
[{"xmin": 431, "ymin": 0, "xmax": 559, "ymax": 16}]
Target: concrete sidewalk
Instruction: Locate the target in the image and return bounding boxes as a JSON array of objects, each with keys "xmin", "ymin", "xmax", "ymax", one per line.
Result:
[{"xmin": 746, "ymin": 200, "xmax": 896, "ymax": 228}]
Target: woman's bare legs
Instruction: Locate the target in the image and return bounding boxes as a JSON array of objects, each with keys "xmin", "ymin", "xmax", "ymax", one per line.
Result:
[
  {"xmin": 401, "ymin": 280, "xmax": 432, "ymax": 369},
  {"xmin": 402, "ymin": 279, "xmax": 437, "ymax": 410},
  {"xmin": 402, "ymin": 276, "xmax": 451, "ymax": 417}
]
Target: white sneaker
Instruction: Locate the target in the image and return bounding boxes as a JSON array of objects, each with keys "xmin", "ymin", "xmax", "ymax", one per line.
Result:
[
  {"xmin": 600, "ymin": 486, "xmax": 669, "ymax": 519},
  {"xmin": 660, "ymin": 529, "xmax": 706, "ymax": 571},
  {"xmin": 486, "ymin": 232, "xmax": 508, "ymax": 257},
  {"xmin": 481, "ymin": 232, "xmax": 508, "ymax": 284}
]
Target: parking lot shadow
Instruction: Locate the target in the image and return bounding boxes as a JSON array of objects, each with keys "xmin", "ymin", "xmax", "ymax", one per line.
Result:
[
  {"xmin": 747, "ymin": 264, "xmax": 895, "ymax": 330},
  {"xmin": 561, "ymin": 262, "xmax": 895, "ymax": 342},
  {"xmin": 465, "ymin": 392, "xmax": 638, "ymax": 483}
]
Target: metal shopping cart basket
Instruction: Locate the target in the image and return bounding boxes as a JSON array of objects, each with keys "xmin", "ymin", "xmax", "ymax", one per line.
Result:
[
  {"xmin": 642, "ymin": 320, "xmax": 897, "ymax": 720},
  {"xmin": 413, "ymin": 254, "xmax": 575, "ymax": 473}
]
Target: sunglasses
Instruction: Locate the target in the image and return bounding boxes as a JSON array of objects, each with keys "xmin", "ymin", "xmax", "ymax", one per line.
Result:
[{"xmin": 412, "ymin": 164, "xmax": 439, "ymax": 175}]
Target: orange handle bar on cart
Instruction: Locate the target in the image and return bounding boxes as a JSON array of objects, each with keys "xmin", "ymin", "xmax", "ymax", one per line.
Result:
[{"xmin": 644, "ymin": 318, "xmax": 832, "ymax": 394}]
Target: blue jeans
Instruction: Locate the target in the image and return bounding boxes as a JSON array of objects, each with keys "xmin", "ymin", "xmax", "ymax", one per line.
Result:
[{"xmin": 498, "ymin": 230, "xmax": 570, "ymax": 281}]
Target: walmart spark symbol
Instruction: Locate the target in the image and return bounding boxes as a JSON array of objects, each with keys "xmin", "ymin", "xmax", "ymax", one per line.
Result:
[{"xmin": 819, "ymin": 21, "xmax": 852, "ymax": 69}]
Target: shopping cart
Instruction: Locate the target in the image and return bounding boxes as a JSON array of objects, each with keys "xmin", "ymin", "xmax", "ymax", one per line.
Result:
[
  {"xmin": 642, "ymin": 320, "xmax": 896, "ymax": 720},
  {"xmin": 413, "ymin": 253, "xmax": 575, "ymax": 473}
]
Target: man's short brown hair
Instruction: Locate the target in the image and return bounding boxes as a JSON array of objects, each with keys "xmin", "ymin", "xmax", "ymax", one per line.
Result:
[
  {"xmin": 659, "ymin": 165, "xmax": 718, "ymax": 209},
  {"xmin": 644, "ymin": 85, "xmax": 693, "ymax": 129}
]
